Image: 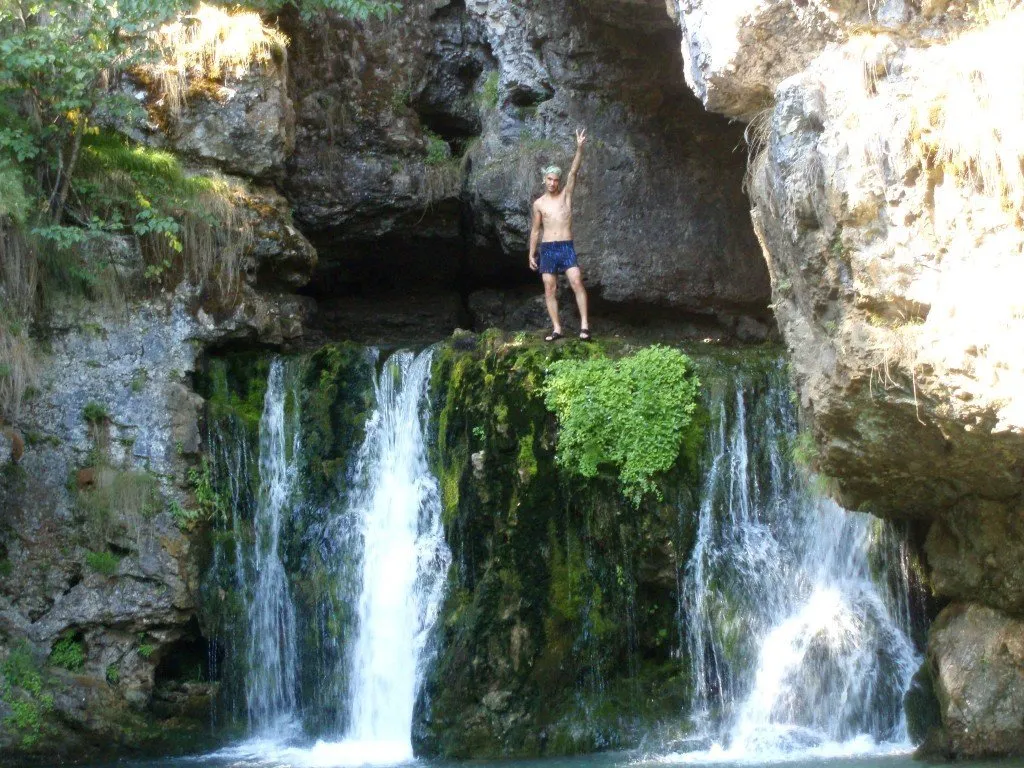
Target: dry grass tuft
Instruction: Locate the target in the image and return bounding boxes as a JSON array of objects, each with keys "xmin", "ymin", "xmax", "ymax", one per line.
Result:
[
  {"xmin": 147, "ymin": 3, "xmax": 289, "ymax": 117},
  {"xmin": 742, "ymin": 105, "xmax": 774, "ymax": 196},
  {"xmin": 905, "ymin": 10, "xmax": 1024, "ymax": 210},
  {"xmin": 0, "ymin": 321, "xmax": 38, "ymax": 426}
]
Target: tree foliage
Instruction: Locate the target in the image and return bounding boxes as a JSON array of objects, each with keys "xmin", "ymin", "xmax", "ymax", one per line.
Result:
[
  {"xmin": 0, "ymin": 0, "xmax": 187, "ymax": 223},
  {"xmin": 0, "ymin": 0, "xmax": 396, "ymax": 233},
  {"xmin": 543, "ymin": 346, "xmax": 701, "ymax": 505}
]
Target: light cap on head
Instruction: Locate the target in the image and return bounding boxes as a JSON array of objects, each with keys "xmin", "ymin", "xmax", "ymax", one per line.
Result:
[{"xmin": 542, "ymin": 165, "xmax": 562, "ymax": 179}]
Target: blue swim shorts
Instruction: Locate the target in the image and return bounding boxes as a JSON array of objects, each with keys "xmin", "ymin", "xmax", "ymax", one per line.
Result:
[{"xmin": 538, "ymin": 240, "xmax": 579, "ymax": 274}]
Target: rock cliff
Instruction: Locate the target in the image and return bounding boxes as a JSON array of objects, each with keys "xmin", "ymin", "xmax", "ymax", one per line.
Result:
[
  {"xmin": 0, "ymin": 15, "xmax": 318, "ymax": 758},
  {"xmin": 282, "ymin": 0, "xmax": 772, "ymax": 340},
  {"xmin": 674, "ymin": 0, "xmax": 1024, "ymax": 757}
]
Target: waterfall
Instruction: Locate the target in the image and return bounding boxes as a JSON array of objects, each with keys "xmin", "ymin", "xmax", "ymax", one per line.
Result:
[
  {"xmin": 676, "ymin": 364, "xmax": 919, "ymax": 760},
  {"xmin": 321, "ymin": 348, "xmax": 452, "ymax": 763},
  {"xmin": 245, "ymin": 359, "xmax": 301, "ymax": 734}
]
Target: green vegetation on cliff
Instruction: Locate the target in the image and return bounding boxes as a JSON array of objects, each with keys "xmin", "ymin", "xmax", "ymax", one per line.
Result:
[
  {"xmin": 1, "ymin": 644, "xmax": 54, "ymax": 748},
  {"xmin": 544, "ymin": 345, "xmax": 701, "ymax": 505},
  {"xmin": 0, "ymin": 0, "xmax": 395, "ymax": 425},
  {"xmin": 419, "ymin": 332, "xmax": 704, "ymax": 758}
]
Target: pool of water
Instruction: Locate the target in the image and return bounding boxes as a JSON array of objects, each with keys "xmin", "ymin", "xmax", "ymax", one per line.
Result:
[{"xmin": 76, "ymin": 741, "xmax": 1024, "ymax": 768}]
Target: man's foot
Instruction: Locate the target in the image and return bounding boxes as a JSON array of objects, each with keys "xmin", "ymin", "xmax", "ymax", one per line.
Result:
[
  {"xmin": 579, "ymin": 328, "xmax": 592, "ymax": 341},
  {"xmin": 545, "ymin": 330, "xmax": 564, "ymax": 342}
]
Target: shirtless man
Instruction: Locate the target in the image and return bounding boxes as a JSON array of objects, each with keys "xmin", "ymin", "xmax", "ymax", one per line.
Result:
[{"xmin": 528, "ymin": 128, "xmax": 590, "ymax": 341}]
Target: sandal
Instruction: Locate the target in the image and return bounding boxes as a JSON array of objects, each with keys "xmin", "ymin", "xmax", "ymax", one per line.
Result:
[
  {"xmin": 579, "ymin": 328, "xmax": 592, "ymax": 341},
  {"xmin": 545, "ymin": 331, "xmax": 564, "ymax": 342}
]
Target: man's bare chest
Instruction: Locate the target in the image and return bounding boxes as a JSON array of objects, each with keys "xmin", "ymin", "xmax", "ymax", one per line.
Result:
[{"xmin": 539, "ymin": 198, "xmax": 570, "ymax": 221}]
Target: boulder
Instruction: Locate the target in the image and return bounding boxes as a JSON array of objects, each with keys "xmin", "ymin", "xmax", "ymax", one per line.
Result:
[{"xmin": 928, "ymin": 603, "xmax": 1024, "ymax": 758}]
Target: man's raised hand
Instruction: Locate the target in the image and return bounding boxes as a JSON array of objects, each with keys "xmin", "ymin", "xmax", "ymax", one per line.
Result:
[{"xmin": 576, "ymin": 128, "xmax": 587, "ymax": 148}]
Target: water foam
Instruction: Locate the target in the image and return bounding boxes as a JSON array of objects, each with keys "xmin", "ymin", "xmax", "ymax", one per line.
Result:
[{"xmin": 677, "ymin": 365, "xmax": 920, "ymax": 762}]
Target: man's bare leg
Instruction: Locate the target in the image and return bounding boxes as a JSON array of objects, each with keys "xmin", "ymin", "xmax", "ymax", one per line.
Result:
[
  {"xmin": 542, "ymin": 272, "xmax": 562, "ymax": 337},
  {"xmin": 566, "ymin": 266, "xmax": 589, "ymax": 334}
]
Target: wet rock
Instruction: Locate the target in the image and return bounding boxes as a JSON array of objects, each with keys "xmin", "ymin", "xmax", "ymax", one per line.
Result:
[
  {"xmin": 928, "ymin": 603, "xmax": 1024, "ymax": 758},
  {"xmin": 925, "ymin": 499, "xmax": 1024, "ymax": 615},
  {"xmin": 905, "ymin": 660, "xmax": 942, "ymax": 748}
]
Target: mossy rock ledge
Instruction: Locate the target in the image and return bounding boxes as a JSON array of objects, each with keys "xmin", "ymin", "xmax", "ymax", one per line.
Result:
[{"xmin": 415, "ymin": 331, "xmax": 707, "ymax": 758}]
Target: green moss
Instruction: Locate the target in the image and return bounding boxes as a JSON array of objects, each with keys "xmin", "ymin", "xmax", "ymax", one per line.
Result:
[
  {"xmin": 199, "ymin": 354, "xmax": 271, "ymax": 435},
  {"xmin": 105, "ymin": 663, "xmax": 120, "ymax": 685},
  {"xmin": 85, "ymin": 550, "xmax": 121, "ymax": 576},
  {"xmin": 297, "ymin": 343, "xmax": 374, "ymax": 503},
  {"xmin": 420, "ymin": 331, "xmax": 699, "ymax": 759},
  {"xmin": 477, "ymin": 70, "xmax": 500, "ymax": 110},
  {"xmin": 424, "ymin": 130, "xmax": 452, "ymax": 166},
  {"xmin": 129, "ymin": 367, "xmax": 148, "ymax": 393},
  {"xmin": 81, "ymin": 401, "xmax": 109, "ymax": 424},
  {"xmin": 516, "ymin": 427, "xmax": 537, "ymax": 482},
  {"xmin": 49, "ymin": 636, "xmax": 84, "ymax": 671}
]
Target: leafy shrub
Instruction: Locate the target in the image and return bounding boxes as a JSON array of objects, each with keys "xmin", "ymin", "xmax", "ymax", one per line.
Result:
[
  {"xmin": 49, "ymin": 637, "xmax": 84, "ymax": 671},
  {"xmin": 85, "ymin": 550, "xmax": 121, "ymax": 576},
  {"xmin": 105, "ymin": 663, "xmax": 120, "ymax": 685},
  {"xmin": 1, "ymin": 643, "xmax": 52, "ymax": 747},
  {"xmin": 543, "ymin": 345, "xmax": 700, "ymax": 504}
]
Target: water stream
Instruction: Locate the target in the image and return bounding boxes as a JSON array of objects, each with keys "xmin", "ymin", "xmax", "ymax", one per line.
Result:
[
  {"xmin": 242, "ymin": 358, "xmax": 303, "ymax": 735},
  {"xmin": 203, "ymin": 350, "xmax": 920, "ymax": 768},
  {"xmin": 335, "ymin": 349, "xmax": 452, "ymax": 762},
  {"xmin": 674, "ymin": 366, "xmax": 919, "ymax": 762}
]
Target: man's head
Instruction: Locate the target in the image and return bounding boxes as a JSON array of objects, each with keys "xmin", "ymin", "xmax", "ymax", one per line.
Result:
[{"xmin": 543, "ymin": 165, "xmax": 562, "ymax": 194}]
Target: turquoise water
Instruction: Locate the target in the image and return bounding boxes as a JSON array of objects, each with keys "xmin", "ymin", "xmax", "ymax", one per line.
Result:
[{"xmin": 78, "ymin": 745, "xmax": 1024, "ymax": 768}]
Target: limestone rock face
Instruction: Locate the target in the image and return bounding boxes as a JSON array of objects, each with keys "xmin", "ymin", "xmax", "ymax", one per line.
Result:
[
  {"xmin": 673, "ymin": 5, "xmax": 1024, "ymax": 758},
  {"xmin": 928, "ymin": 603, "xmax": 1024, "ymax": 757},
  {"xmin": 674, "ymin": 0, "xmax": 946, "ymax": 120},
  {"xmin": 0, "ymin": 274, "xmax": 312, "ymax": 759},
  {"xmin": 166, "ymin": 63, "xmax": 295, "ymax": 181},
  {"xmin": 745, "ymin": 24, "xmax": 1024, "ymax": 523},
  {"xmin": 283, "ymin": 1, "xmax": 477, "ymax": 238},
  {"xmin": 282, "ymin": 0, "xmax": 771, "ymax": 330},
  {"xmin": 462, "ymin": 0, "xmax": 770, "ymax": 321}
]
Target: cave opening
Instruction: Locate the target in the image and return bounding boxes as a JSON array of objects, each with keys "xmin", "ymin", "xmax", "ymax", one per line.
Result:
[{"xmin": 154, "ymin": 618, "xmax": 215, "ymax": 687}]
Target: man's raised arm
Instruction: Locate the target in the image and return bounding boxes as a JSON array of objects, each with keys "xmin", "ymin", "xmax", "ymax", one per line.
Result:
[{"xmin": 564, "ymin": 128, "xmax": 587, "ymax": 198}]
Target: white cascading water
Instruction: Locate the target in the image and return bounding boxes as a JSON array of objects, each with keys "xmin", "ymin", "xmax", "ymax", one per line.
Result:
[
  {"xmin": 670, "ymin": 366, "xmax": 920, "ymax": 763},
  {"xmin": 302, "ymin": 348, "xmax": 451, "ymax": 766},
  {"xmin": 245, "ymin": 358, "xmax": 301, "ymax": 734}
]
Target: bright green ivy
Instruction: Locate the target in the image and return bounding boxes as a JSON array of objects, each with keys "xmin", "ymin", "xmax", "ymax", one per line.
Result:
[{"xmin": 543, "ymin": 345, "xmax": 700, "ymax": 505}]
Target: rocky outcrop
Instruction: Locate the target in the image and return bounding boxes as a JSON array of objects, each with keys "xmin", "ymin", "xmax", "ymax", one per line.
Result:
[
  {"xmin": 927, "ymin": 603, "xmax": 1024, "ymax": 758},
  {"xmin": 675, "ymin": 0, "xmax": 961, "ymax": 120},
  {"xmin": 166, "ymin": 64, "xmax": 295, "ymax": 182},
  {"xmin": 416, "ymin": 334, "xmax": 701, "ymax": 757},
  {"xmin": 282, "ymin": 0, "xmax": 771, "ymax": 336},
  {"xmin": 0, "ymin": 177, "xmax": 316, "ymax": 763},
  {"xmin": 674, "ymin": 2, "xmax": 1024, "ymax": 758},
  {"xmin": 464, "ymin": 0, "xmax": 770, "ymax": 323}
]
